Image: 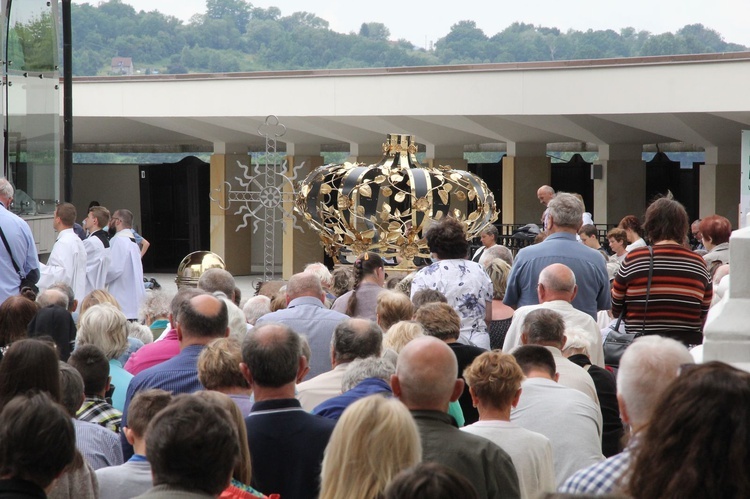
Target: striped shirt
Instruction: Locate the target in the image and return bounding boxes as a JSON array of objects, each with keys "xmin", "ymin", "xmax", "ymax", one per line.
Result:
[{"xmin": 612, "ymin": 244, "xmax": 712, "ymax": 346}]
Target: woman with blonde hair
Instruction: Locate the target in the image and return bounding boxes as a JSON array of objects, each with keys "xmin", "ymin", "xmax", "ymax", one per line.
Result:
[
  {"xmin": 319, "ymin": 395, "xmax": 422, "ymax": 499},
  {"xmin": 485, "ymin": 258, "xmax": 514, "ymax": 350},
  {"xmin": 76, "ymin": 303, "xmax": 132, "ymax": 411},
  {"xmin": 376, "ymin": 290, "xmax": 414, "ymax": 332},
  {"xmin": 198, "ymin": 337, "xmax": 253, "ymax": 416},
  {"xmin": 79, "ymin": 288, "xmax": 120, "ymax": 316},
  {"xmin": 383, "ymin": 321, "xmax": 424, "ymax": 354}
]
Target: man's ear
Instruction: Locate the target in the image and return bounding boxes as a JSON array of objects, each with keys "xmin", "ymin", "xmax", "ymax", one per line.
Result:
[
  {"xmin": 617, "ymin": 393, "xmax": 630, "ymax": 425},
  {"xmin": 468, "ymin": 386, "xmax": 480, "ymax": 408},
  {"xmin": 521, "ymin": 332, "xmax": 529, "ymax": 345},
  {"xmin": 296, "ymin": 355, "xmax": 308, "ymax": 384},
  {"xmin": 176, "ymin": 324, "xmax": 184, "ymax": 342},
  {"xmin": 511, "ymin": 388, "xmax": 522, "ymax": 408},
  {"xmin": 390, "ymin": 374, "xmax": 401, "ymax": 398},
  {"xmin": 240, "ymin": 362, "xmax": 253, "ymax": 386},
  {"xmin": 570, "ymin": 284, "xmax": 578, "ymax": 301},
  {"xmin": 449, "ymin": 378, "xmax": 464, "ymax": 403},
  {"xmin": 223, "ymin": 327, "xmax": 229, "ymax": 338},
  {"xmin": 553, "ymin": 372, "xmax": 560, "ymax": 383}
]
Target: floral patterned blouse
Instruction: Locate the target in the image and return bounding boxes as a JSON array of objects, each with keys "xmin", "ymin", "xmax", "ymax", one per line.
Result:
[{"xmin": 411, "ymin": 258, "xmax": 492, "ymax": 350}]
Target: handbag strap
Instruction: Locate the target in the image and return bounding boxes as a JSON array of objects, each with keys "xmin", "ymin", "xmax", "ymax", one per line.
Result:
[
  {"xmin": 641, "ymin": 246, "xmax": 654, "ymax": 334},
  {"xmin": 0, "ymin": 223, "xmax": 22, "ymax": 278}
]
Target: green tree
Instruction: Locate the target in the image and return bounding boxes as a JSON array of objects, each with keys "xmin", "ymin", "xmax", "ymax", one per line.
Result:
[
  {"xmin": 359, "ymin": 22, "xmax": 390, "ymax": 41},
  {"xmin": 206, "ymin": 0, "xmax": 251, "ymax": 33}
]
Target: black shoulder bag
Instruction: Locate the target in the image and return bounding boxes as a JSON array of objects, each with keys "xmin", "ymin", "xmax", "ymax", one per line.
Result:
[
  {"xmin": 603, "ymin": 246, "xmax": 654, "ymax": 367},
  {"xmin": 0, "ymin": 224, "xmax": 39, "ymax": 294}
]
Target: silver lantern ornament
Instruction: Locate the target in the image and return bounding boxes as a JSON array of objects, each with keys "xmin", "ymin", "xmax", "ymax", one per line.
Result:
[{"xmin": 295, "ymin": 134, "xmax": 498, "ymax": 266}]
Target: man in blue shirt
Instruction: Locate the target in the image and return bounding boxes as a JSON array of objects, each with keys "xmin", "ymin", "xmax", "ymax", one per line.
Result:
[
  {"xmin": 0, "ymin": 178, "xmax": 39, "ymax": 305},
  {"xmin": 504, "ymin": 192, "xmax": 610, "ymax": 320},
  {"xmin": 120, "ymin": 293, "xmax": 229, "ymax": 459},
  {"xmin": 254, "ymin": 272, "xmax": 348, "ymax": 379}
]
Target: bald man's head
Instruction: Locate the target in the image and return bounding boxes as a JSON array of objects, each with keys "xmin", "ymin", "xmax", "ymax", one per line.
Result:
[
  {"xmin": 286, "ymin": 273, "xmax": 324, "ymax": 302},
  {"xmin": 537, "ymin": 185, "xmax": 555, "ymax": 206},
  {"xmin": 392, "ymin": 336, "xmax": 462, "ymax": 412},
  {"xmin": 537, "ymin": 263, "xmax": 577, "ymax": 303},
  {"xmin": 176, "ymin": 294, "xmax": 228, "ymax": 339}
]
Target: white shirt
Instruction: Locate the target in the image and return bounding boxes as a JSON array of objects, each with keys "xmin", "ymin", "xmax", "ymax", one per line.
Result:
[
  {"xmin": 462, "ymin": 420, "xmax": 556, "ymax": 499},
  {"xmin": 511, "ymin": 377, "xmax": 604, "ymax": 485},
  {"xmin": 106, "ymin": 229, "xmax": 145, "ymax": 319},
  {"xmin": 296, "ymin": 363, "xmax": 349, "ymax": 412},
  {"xmin": 39, "ymin": 228, "xmax": 87, "ymax": 303},
  {"xmin": 625, "ymin": 237, "xmax": 646, "ymax": 253},
  {"xmin": 503, "ymin": 300, "xmax": 605, "ymax": 368},
  {"xmin": 82, "ymin": 230, "xmax": 110, "ymax": 296}
]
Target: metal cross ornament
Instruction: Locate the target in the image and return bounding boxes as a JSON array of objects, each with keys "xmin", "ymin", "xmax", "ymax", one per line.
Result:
[{"xmin": 210, "ymin": 116, "xmax": 304, "ymax": 281}]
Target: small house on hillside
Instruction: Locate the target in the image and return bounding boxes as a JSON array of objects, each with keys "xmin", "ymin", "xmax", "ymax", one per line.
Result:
[{"xmin": 111, "ymin": 57, "xmax": 134, "ymax": 75}]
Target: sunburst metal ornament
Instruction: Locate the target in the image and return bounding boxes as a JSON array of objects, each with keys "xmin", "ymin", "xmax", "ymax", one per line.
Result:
[
  {"xmin": 209, "ymin": 115, "xmax": 304, "ymax": 281},
  {"xmin": 295, "ymin": 134, "xmax": 498, "ymax": 266}
]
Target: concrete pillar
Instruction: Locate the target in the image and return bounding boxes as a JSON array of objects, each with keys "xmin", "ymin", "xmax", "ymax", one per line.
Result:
[
  {"xmin": 701, "ymin": 146, "xmax": 741, "ymax": 228},
  {"xmin": 346, "ymin": 142, "xmax": 383, "ymax": 165},
  {"xmin": 501, "ymin": 142, "xmax": 549, "ymax": 225},
  {"xmin": 425, "ymin": 144, "xmax": 467, "ymax": 171},
  {"xmin": 284, "ymin": 143, "xmax": 326, "ymax": 279},
  {"xmin": 593, "ymin": 144, "xmax": 645, "ymax": 226},
  {"xmin": 210, "ymin": 143, "xmax": 252, "ymax": 275},
  {"xmin": 703, "ymin": 225, "xmax": 750, "ymax": 372}
]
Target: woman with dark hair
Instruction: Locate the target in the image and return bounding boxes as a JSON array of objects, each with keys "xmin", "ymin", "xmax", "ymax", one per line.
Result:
[
  {"xmin": 618, "ymin": 215, "xmax": 646, "ymax": 252},
  {"xmin": 626, "ymin": 361, "xmax": 750, "ymax": 499},
  {"xmin": 699, "ymin": 214, "xmax": 731, "ymax": 277},
  {"xmin": 0, "ymin": 339, "xmax": 99, "ymax": 498},
  {"xmin": 0, "ymin": 339, "xmax": 61, "ymax": 411},
  {"xmin": 332, "ymin": 252, "xmax": 385, "ymax": 321},
  {"xmin": 0, "ymin": 295, "xmax": 39, "ymax": 357},
  {"xmin": 612, "ymin": 198, "xmax": 712, "ymax": 347},
  {"xmin": 27, "ymin": 305, "xmax": 77, "ymax": 362},
  {"xmin": 410, "ymin": 217, "xmax": 493, "ymax": 349}
]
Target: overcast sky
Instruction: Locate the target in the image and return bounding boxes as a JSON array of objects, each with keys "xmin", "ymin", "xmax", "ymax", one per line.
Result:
[{"xmin": 73, "ymin": 0, "xmax": 750, "ymax": 49}]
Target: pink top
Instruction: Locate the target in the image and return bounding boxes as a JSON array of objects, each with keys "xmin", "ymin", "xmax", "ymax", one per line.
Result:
[{"xmin": 124, "ymin": 329, "xmax": 180, "ymax": 375}]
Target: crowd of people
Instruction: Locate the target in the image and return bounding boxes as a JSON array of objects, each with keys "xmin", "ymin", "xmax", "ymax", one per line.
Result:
[{"xmin": 0, "ymin": 175, "xmax": 746, "ymax": 499}]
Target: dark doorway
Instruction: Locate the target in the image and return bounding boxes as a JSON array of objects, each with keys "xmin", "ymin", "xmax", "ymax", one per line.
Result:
[
  {"xmin": 469, "ymin": 159, "xmax": 503, "ymax": 207},
  {"xmin": 139, "ymin": 156, "xmax": 210, "ymax": 273},
  {"xmin": 646, "ymin": 152, "xmax": 681, "ymax": 205},
  {"xmin": 551, "ymin": 154, "xmax": 594, "ymax": 217}
]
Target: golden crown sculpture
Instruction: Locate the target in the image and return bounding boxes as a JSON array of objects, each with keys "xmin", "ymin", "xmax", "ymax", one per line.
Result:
[{"xmin": 295, "ymin": 134, "xmax": 498, "ymax": 266}]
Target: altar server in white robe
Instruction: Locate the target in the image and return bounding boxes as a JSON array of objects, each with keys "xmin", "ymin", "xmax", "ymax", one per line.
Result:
[
  {"xmin": 106, "ymin": 209, "xmax": 145, "ymax": 320},
  {"xmin": 38, "ymin": 202, "xmax": 87, "ymax": 305},
  {"xmin": 82, "ymin": 205, "xmax": 111, "ymax": 296}
]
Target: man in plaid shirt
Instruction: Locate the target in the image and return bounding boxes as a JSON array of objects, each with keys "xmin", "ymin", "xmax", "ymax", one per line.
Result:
[
  {"xmin": 559, "ymin": 336, "xmax": 693, "ymax": 494},
  {"xmin": 69, "ymin": 344, "xmax": 122, "ymax": 433}
]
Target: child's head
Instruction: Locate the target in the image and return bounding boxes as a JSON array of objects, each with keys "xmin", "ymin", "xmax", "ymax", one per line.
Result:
[
  {"xmin": 67, "ymin": 344, "xmax": 110, "ymax": 397},
  {"xmin": 125, "ymin": 389, "xmax": 173, "ymax": 443}
]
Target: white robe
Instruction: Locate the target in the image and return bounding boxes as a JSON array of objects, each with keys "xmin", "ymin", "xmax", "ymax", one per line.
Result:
[
  {"xmin": 82, "ymin": 231, "xmax": 110, "ymax": 296},
  {"xmin": 39, "ymin": 228, "xmax": 87, "ymax": 303},
  {"xmin": 106, "ymin": 229, "xmax": 145, "ymax": 319}
]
